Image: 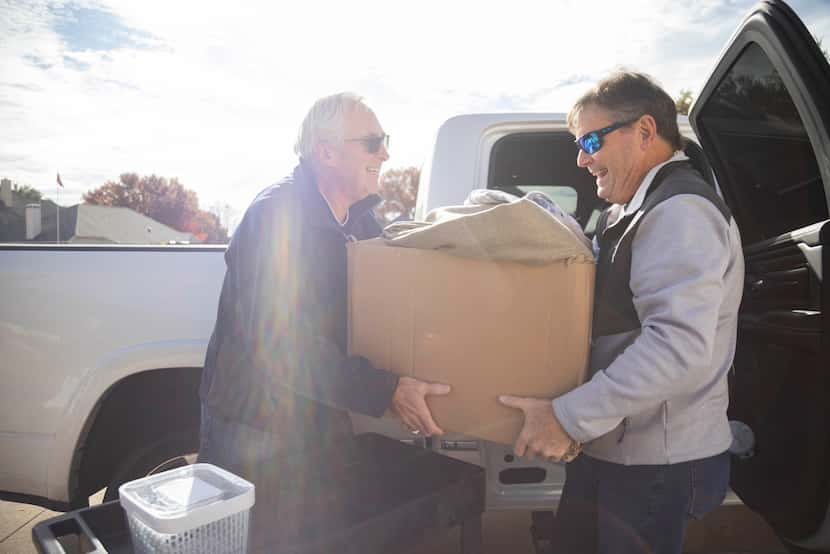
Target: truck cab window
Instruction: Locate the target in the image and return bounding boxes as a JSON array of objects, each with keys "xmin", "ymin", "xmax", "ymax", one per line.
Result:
[
  {"xmin": 487, "ymin": 132, "xmax": 604, "ymax": 234},
  {"xmin": 698, "ymin": 42, "xmax": 828, "ymax": 242},
  {"xmin": 515, "ymin": 185, "xmax": 578, "ymax": 215}
]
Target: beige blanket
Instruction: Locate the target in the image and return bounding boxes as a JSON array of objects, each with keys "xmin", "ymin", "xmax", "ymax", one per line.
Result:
[{"xmin": 383, "ymin": 198, "xmax": 593, "ymax": 264}]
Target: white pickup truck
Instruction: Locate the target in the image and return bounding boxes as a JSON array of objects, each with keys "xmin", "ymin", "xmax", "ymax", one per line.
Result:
[{"xmin": 1, "ymin": 1, "xmax": 828, "ymax": 551}]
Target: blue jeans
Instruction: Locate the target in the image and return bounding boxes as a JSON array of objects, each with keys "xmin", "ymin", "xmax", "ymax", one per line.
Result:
[{"xmin": 550, "ymin": 452, "xmax": 730, "ymax": 554}]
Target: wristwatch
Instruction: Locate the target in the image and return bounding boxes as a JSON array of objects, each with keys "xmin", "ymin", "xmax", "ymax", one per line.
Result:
[{"xmin": 561, "ymin": 439, "xmax": 582, "ymax": 463}]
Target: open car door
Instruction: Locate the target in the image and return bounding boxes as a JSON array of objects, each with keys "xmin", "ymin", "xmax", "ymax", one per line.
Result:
[{"xmin": 690, "ymin": 0, "xmax": 830, "ymax": 550}]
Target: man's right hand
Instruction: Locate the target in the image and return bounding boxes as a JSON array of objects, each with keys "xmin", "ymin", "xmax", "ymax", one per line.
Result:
[{"xmin": 391, "ymin": 376, "xmax": 451, "ymax": 436}]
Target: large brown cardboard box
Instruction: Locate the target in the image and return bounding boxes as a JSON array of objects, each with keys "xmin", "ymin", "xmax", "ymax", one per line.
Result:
[{"xmin": 347, "ymin": 239, "xmax": 594, "ymax": 446}]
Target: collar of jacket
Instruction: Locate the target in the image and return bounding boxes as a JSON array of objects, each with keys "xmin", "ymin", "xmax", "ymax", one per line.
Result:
[
  {"xmin": 603, "ymin": 151, "xmax": 690, "ymax": 233},
  {"xmin": 621, "ymin": 151, "xmax": 690, "ymax": 218},
  {"xmin": 293, "ymin": 160, "xmax": 381, "ymax": 233}
]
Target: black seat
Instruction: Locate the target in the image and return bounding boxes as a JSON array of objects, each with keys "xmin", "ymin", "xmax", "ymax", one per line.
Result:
[{"xmin": 684, "ymin": 139, "xmax": 718, "ymax": 190}]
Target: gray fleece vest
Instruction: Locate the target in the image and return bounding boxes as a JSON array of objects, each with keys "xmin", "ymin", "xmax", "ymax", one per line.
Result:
[{"xmin": 592, "ymin": 161, "xmax": 732, "ymax": 338}]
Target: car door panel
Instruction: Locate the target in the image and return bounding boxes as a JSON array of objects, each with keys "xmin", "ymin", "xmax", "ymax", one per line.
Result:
[
  {"xmin": 690, "ymin": 0, "xmax": 830, "ymax": 546},
  {"xmin": 728, "ymin": 230, "xmax": 827, "ymax": 540}
]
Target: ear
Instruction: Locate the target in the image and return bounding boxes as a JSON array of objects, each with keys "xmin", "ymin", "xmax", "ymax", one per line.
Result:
[
  {"xmin": 313, "ymin": 140, "xmax": 338, "ymax": 168},
  {"xmin": 637, "ymin": 114, "xmax": 659, "ymax": 150}
]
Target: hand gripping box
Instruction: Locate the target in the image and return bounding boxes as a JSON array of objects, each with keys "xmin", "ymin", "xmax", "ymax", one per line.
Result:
[{"xmin": 347, "ymin": 239, "xmax": 594, "ymax": 446}]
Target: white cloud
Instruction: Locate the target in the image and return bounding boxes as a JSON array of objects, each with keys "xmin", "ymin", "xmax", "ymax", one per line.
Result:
[{"xmin": 3, "ymin": 0, "xmax": 810, "ymax": 217}]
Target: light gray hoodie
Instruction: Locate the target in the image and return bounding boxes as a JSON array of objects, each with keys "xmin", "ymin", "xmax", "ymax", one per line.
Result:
[{"xmin": 553, "ymin": 153, "xmax": 745, "ymax": 465}]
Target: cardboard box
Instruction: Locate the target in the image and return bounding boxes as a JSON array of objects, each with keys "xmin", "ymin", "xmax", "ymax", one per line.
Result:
[{"xmin": 347, "ymin": 239, "xmax": 594, "ymax": 446}]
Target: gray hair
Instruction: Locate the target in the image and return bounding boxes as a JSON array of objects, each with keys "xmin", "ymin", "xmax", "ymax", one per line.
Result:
[
  {"xmin": 567, "ymin": 71, "xmax": 683, "ymax": 151},
  {"xmin": 294, "ymin": 92, "xmax": 369, "ymax": 159}
]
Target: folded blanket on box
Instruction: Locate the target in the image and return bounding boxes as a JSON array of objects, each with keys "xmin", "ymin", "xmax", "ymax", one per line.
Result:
[{"xmin": 382, "ymin": 190, "xmax": 592, "ymax": 264}]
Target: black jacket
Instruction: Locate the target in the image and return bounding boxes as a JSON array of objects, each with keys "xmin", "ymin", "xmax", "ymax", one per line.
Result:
[{"xmin": 200, "ymin": 162, "xmax": 399, "ymax": 453}]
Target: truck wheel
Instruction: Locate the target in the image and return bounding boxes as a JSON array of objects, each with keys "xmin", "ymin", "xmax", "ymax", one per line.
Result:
[
  {"xmin": 783, "ymin": 543, "xmax": 818, "ymax": 554},
  {"xmin": 103, "ymin": 429, "xmax": 199, "ymax": 502}
]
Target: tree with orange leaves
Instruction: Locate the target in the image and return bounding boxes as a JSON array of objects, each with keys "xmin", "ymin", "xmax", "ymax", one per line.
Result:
[
  {"xmin": 376, "ymin": 166, "xmax": 420, "ymax": 224},
  {"xmin": 84, "ymin": 173, "xmax": 228, "ymax": 243}
]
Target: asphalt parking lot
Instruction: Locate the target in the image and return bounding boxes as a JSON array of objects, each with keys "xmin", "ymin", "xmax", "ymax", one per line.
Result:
[{"xmin": 1, "ymin": 498, "xmax": 787, "ymax": 554}]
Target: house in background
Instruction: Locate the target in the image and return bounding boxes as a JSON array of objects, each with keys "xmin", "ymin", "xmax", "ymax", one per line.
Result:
[
  {"xmin": 0, "ymin": 178, "xmax": 28, "ymax": 241},
  {"xmin": 0, "ymin": 179, "xmax": 197, "ymax": 244}
]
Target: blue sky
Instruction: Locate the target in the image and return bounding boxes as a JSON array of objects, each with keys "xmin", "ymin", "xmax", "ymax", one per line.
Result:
[{"xmin": 1, "ymin": 0, "xmax": 828, "ymax": 223}]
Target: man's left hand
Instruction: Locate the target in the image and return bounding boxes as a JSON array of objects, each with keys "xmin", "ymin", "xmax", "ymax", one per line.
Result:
[
  {"xmin": 391, "ymin": 376, "xmax": 451, "ymax": 436},
  {"xmin": 499, "ymin": 395, "xmax": 580, "ymax": 462}
]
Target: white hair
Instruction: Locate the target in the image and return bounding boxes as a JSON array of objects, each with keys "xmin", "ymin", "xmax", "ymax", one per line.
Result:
[{"xmin": 294, "ymin": 92, "xmax": 369, "ymax": 160}]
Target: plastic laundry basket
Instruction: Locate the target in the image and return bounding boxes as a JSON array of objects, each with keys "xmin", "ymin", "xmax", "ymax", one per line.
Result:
[{"xmin": 119, "ymin": 463, "xmax": 255, "ymax": 554}]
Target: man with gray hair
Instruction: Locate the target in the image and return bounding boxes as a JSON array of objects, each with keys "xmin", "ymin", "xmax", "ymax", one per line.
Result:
[
  {"xmin": 500, "ymin": 71, "xmax": 744, "ymax": 553},
  {"xmin": 198, "ymin": 92, "xmax": 449, "ymax": 551}
]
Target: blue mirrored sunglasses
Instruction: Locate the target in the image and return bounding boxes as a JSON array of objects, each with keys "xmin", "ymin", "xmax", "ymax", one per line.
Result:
[
  {"xmin": 575, "ymin": 119, "xmax": 637, "ymax": 155},
  {"xmin": 344, "ymin": 133, "xmax": 390, "ymax": 154}
]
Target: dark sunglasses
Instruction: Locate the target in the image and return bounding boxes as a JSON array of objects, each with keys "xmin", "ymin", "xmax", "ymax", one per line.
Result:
[
  {"xmin": 344, "ymin": 133, "xmax": 390, "ymax": 154},
  {"xmin": 575, "ymin": 118, "xmax": 638, "ymax": 155}
]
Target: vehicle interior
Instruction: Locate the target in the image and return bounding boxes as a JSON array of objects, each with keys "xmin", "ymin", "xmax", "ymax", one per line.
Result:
[
  {"xmin": 485, "ymin": 130, "xmax": 714, "ymax": 237},
  {"xmin": 487, "ymin": 132, "xmax": 606, "ymax": 236},
  {"xmin": 692, "ymin": 18, "xmax": 830, "ymax": 546}
]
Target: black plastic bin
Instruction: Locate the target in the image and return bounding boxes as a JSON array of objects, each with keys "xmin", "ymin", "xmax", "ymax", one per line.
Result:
[{"xmin": 33, "ymin": 432, "xmax": 486, "ymax": 554}]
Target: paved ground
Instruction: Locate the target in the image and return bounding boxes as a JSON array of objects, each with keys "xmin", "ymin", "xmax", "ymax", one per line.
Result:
[
  {"xmin": 404, "ymin": 505, "xmax": 788, "ymax": 554},
  {"xmin": 1, "ymin": 497, "xmax": 787, "ymax": 554},
  {"xmin": 0, "ymin": 500, "xmax": 61, "ymax": 554},
  {"xmin": 0, "ymin": 491, "xmax": 105, "ymax": 554}
]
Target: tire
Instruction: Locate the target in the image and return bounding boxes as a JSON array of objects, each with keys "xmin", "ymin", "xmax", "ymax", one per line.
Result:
[
  {"xmin": 783, "ymin": 543, "xmax": 820, "ymax": 554},
  {"xmin": 103, "ymin": 429, "xmax": 199, "ymax": 502},
  {"xmin": 776, "ymin": 531, "xmax": 823, "ymax": 554}
]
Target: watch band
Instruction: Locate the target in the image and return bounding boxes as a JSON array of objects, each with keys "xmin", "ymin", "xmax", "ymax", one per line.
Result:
[{"xmin": 561, "ymin": 439, "xmax": 582, "ymax": 463}]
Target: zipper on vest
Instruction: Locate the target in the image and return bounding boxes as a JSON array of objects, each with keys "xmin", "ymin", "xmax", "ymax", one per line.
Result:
[{"xmin": 617, "ymin": 418, "xmax": 627, "ymax": 444}]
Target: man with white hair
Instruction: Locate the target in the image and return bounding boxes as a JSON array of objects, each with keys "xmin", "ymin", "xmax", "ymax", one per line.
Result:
[{"xmin": 198, "ymin": 93, "xmax": 449, "ymax": 551}]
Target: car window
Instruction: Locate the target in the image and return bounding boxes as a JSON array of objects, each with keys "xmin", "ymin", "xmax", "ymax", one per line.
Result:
[
  {"xmin": 697, "ymin": 42, "xmax": 828, "ymax": 242},
  {"xmin": 515, "ymin": 185, "xmax": 578, "ymax": 214},
  {"xmin": 487, "ymin": 132, "xmax": 604, "ymax": 233}
]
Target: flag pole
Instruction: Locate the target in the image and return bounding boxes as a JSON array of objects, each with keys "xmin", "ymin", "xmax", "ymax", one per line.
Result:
[
  {"xmin": 56, "ymin": 182, "xmax": 60, "ymax": 243},
  {"xmin": 56, "ymin": 172, "xmax": 64, "ymax": 244}
]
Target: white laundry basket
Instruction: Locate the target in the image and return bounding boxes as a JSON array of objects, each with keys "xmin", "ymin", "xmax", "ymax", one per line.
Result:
[{"xmin": 119, "ymin": 463, "xmax": 255, "ymax": 554}]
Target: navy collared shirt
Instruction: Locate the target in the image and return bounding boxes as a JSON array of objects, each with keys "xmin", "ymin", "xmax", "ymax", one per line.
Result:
[{"xmin": 200, "ymin": 162, "xmax": 399, "ymax": 451}]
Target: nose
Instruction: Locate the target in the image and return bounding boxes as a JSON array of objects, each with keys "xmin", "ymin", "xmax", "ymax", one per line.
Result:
[
  {"xmin": 576, "ymin": 148, "xmax": 592, "ymax": 168},
  {"xmin": 376, "ymin": 143, "xmax": 390, "ymax": 162}
]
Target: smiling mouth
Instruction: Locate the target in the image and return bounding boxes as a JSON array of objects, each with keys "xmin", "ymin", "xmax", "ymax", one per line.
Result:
[{"xmin": 367, "ymin": 168, "xmax": 380, "ymax": 176}]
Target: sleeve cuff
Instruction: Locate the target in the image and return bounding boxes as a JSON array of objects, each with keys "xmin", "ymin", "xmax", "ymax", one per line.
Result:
[
  {"xmin": 553, "ymin": 395, "xmax": 593, "ymax": 444},
  {"xmin": 361, "ymin": 363, "xmax": 401, "ymax": 418},
  {"xmin": 552, "ymin": 377, "xmax": 626, "ymax": 444}
]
